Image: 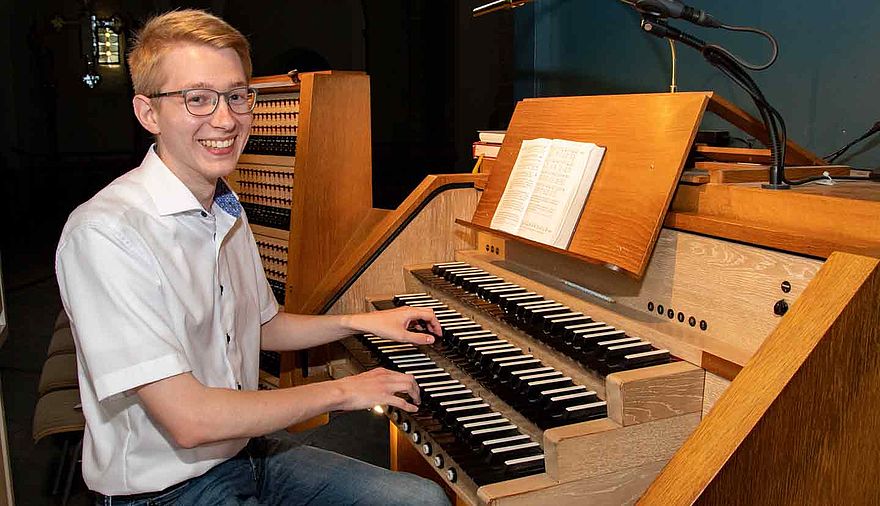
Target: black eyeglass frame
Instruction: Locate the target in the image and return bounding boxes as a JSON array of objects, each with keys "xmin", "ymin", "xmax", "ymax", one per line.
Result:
[{"xmin": 147, "ymin": 86, "xmax": 259, "ymax": 116}]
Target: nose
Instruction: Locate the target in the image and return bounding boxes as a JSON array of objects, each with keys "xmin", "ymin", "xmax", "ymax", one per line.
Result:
[{"xmin": 209, "ymin": 97, "xmax": 237, "ymax": 130}]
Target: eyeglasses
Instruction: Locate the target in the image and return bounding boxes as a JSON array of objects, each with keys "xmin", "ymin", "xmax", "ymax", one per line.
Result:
[{"xmin": 147, "ymin": 86, "xmax": 258, "ymax": 116}]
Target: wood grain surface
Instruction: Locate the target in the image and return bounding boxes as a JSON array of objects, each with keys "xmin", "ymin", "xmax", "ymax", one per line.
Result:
[
  {"xmin": 605, "ymin": 361, "xmax": 704, "ymax": 426},
  {"xmin": 704, "ymin": 94, "xmax": 823, "ymax": 166},
  {"xmin": 460, "ymin": 228, "xmax": 820, "ymax": 367},
  {"xmin": 471, "ymin": 92, "xmax": 710, "ymax": 278},
  {"xmin": 669, "ymin": 181, "xmax": 880, "ymax": 258},
  {"xmin": 286, "ymin": 71, "xmax": 374, "ymax": 311},
  {"xmin": 318, "ymin": 179, "xmax": 482, "ymax": 316},
  {"xmin": 639, "ymin": 252, "xmax": 880, "ymax": 505}
]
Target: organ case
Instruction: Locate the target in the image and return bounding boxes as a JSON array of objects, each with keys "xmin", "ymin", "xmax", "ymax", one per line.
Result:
[{"xmin": 301, "ymin": 92, "xmax": 880, "ymax": 504}]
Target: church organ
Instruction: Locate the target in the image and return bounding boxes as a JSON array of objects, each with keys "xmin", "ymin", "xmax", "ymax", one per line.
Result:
[{"xmin": 294, "ymin": 92, "xmax": 880, "ymax": 504}]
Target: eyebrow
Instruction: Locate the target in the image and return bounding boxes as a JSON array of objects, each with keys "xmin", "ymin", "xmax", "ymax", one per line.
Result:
[{"xmin": 181, "ymin": 81, "xmax": 248, "ymax": 90}]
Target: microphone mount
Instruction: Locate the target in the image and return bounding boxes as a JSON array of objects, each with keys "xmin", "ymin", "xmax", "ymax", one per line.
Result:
[
  {"xmin": 636, "ymin": 6, "xmax": 791, "ymax": 189},
  {"xmin": 473, "ymin": 0, "xmax": 533, "ymax": 18}
]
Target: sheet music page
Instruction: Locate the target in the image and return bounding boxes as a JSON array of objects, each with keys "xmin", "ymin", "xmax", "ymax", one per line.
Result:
[
  {"xmin": 518, "ymin": 139, "xmax": 598, "ymax": 246},
  {"xmin": 489, "ymin": 139, "xmax": 551, "ymax": 234},
  {"xmin": 552, "ymin": 144, "xmax": 606, "ymax": 247}
]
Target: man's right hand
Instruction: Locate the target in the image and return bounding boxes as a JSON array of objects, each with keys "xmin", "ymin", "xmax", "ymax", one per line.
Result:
[{"xmin": 334, "ymin": 368, "xmax": 421, "ymax": 413}]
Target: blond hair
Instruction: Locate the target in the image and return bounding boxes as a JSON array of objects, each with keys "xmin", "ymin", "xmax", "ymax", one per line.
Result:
[{"xmin": 128, "ymin": 9, "xmax": 252, "ymax": 96}]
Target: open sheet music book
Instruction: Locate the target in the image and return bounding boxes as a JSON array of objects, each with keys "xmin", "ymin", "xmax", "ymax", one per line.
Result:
[{"xmin": 490, "ymin": 138, "xmax": 606, "ymax": 249}]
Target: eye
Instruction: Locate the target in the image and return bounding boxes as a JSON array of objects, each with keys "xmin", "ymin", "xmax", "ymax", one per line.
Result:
[
  {"xmin": 228, "ymin": 89, "xmax": 248, "ymax": 103},
  {"xmin": 186, "ymin": 91, "xmax": 214, "ymax": 105}
]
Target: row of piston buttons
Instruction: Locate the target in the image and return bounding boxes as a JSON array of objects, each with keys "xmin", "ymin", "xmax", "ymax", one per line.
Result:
[
  {"xmin": 390, "ymin": 409, "xmax": 457, "ymax": 482},
  {"xmin": 647, "ymin": 301, "xmax": 708, "ymax": 331}
]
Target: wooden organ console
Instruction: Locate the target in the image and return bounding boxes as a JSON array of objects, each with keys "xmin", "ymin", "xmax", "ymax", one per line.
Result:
[
  {"xmin": 227, "ymin": 71, "xmax": 374, "ymax": 392},
  {"xmin": 290, "ymin": 92, "xmax": 880, "ymax": 504}
]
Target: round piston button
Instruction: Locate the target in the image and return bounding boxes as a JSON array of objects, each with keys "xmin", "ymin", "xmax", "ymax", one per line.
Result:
[{"xmin": 446, "ymin": 468, "xmax": 457, "ymax": 483}]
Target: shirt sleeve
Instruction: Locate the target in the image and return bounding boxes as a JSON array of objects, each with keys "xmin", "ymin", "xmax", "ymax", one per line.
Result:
[
  {"xmin": 56, "ymin": 222, "xmax": 191, "ymax": 402},
  {"xmin": 241, "ymin": 216, "xmax": 279, "ymax": 324}
]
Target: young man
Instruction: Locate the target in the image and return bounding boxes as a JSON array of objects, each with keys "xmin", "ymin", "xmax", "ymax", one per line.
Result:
[{"xmin": 55, "ymin": 9, "xmax": 449, "ymax": 505}]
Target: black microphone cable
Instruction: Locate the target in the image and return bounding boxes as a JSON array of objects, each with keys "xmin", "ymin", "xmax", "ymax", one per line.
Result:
[{"xmin": 824, "ymin": 121, "xmax": 880, "ymax": 163}]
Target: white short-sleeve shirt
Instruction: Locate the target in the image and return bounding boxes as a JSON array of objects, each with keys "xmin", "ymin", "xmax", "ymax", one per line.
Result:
[{"xmin": 55, "ymin": 147, "xmax": 278, "ymax": 495}]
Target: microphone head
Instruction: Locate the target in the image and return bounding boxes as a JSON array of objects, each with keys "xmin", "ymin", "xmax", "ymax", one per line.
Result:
[{"xmin": 634, "ymin": 0, "xmax": 685, "ymax": 19}]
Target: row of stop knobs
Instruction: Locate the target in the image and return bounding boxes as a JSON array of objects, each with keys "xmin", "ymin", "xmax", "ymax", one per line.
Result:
[{"xmin": 389, "ymin": 407, "xmax": 460, "ymax": 484}]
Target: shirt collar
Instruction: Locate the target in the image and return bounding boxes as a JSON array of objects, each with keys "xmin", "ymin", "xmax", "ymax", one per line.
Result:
[
  {"xmin": 141, "ymin": 145, "xmax": 242, "ymax": 218},
  {"xmin": 213, "ymin": 179, "xmax": 242, "ymax": 218}
]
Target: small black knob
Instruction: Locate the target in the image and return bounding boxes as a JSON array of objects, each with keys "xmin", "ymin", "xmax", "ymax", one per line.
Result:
[
  {"xmin": 781, "ymin": 281, "xmax": 792, "ymax": 293},
  {"xmin": 774, "ymin": 299, "xmax": 789, "ymax": 316}
]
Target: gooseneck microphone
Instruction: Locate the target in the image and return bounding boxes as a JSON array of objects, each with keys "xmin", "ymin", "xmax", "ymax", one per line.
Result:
[{"xmin": 634, "ymin": 0, "xmax": 722, "ymax": 28}]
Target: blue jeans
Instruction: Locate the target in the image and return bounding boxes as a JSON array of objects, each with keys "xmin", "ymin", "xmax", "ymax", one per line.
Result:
[{"xmin": 94, "ymin": 436, "xmax": 450, "ymax": 505}]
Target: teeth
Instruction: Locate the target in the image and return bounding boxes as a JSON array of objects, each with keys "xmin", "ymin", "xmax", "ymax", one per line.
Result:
[{"xmin": 200, "ymin": 138, "xmax": 234, "ymax": 149}]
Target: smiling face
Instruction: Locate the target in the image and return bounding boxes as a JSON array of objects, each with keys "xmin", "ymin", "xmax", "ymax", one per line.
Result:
[{"xmin": 132, "ymin": 43, "xmax": 252, "ymax": 205}]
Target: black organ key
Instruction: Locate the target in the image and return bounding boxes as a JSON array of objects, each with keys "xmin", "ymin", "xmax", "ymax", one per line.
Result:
[
  {"xmin": 602, "ymin": 340, "xmax": 653, "ymax": 360},
  {"xmin": 524, "ymin": 376, "xmax": 574, "ymax": 397},
  {"xmin": 439, "ymin": 402, "xmax": 492, "ymax": 425},
  {"xmin": 475, "ymin": 347, "xmax": 523, "ymax": 369},
  {"xmin": 483, "ymin": 285, "xmax": 528, "ymax": 302},
  {"xmin": 541, "ymin": 312, "xmax": 585, "ymax": 333},
  {"xmin": 512, "ymin": 371, "xmax": 564, "ymax": 395},
  {"xmin": 434, "ymin": 317, "xmax": 470, "ymax": 326},
  {"xmin": 478, "ymin": 433, "xmax": 532, "ymax": 458},
  {"xmin": 514, "ymin": 300, "xmax": 560, "ymax": 319},
  {"xmin": 443, "ymin": 267, "xmax": 484, "ymax": 282},
  {"xmin": 464, "ymin": 340, "xmax": 512, "ymax": 360},
  {"xmin": 593, "ymin": 336, "xmax": 642, "ymax": 353},
  {"xmin": 486, "ymin": 441, "xmax": 543, "ymax": 466},
  {"xmin": 442, "ymin": 323, "xmax": 482, "ymax": 339},
  {"xmin": 431, "ymin": 261, "xmax": 470, "ymax": 275},
  {"xmin": 447, "ymin": 329, "xmax": 495, "ymax": 347},
  {"xmin": 461, "ymin": 276, "xmax": 504, "ymax": 291},
  {"xmin": 624, "ymin": 348, "xmax": 671, "ymax": 368},
  {"xmin": 525, "ymin": 305, "xmax": 571, "ymax": 326},
  {"xmin": 413, "ymin": 371, "xmax": 452, "ymax": 383},
  {"xmin": 474, "ymin": 282, "xmax": 516, "ymax": 298},
  {"xmin": 501, "ymin": 453, "xmax": 546, "ymax": 478},
  {"xmin": 392, "ymin": 293, "xmax": 431, "ymax": 306},
  {"xmin": 562, "ymin": 321, "xmax": 609, "ymax": 342},
  {"xmin": 463, "ymin": 423, "xmax": 521, "ymax": 446},
  {"xmin": 489, "ymin": 355, "xmax": 536, "ymax": 376},
  {"xmin": 407, "ymin": 301, "xmax": 448, "ymax": 310},
  {"xmin": 450, "ymin": 272, "xmax": 493, "ymax": 286},
  {"xmin": 498, "ymin": 293, "xmax": 543, "ymax": 311}
]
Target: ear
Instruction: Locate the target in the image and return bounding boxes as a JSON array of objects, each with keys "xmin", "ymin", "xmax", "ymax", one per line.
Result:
[{"xmin": 132, "ymin": 94, "xmax": 161, "ymax": 135}]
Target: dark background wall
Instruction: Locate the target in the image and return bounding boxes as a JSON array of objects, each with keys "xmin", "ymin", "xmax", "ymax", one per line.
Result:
[
  {"xmin": 0, "ymin": 0, "xmax": 515, "ymax": 264},
  {"xmin": 512, "ymin": 0, "xmax": 880, "ymax": 168},
  {"xmin": 3, "ymin": 0, "xmax": 879, "ymax": 277}
]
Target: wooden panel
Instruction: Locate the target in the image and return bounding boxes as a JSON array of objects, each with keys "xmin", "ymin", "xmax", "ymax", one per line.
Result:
[
  {"xmin": 698, "ymin": 164, "xmax": 850, "ymax": 184},
  {"xmin": 389, "ymin": 422, "xmax": 465, "ymax": 505},
  {"xmin": 479, "ymin": 461, "xmax": 666, "ymax": 506},
  {"xmin": 700, "ymin": 351, "xmax": 741, "ymax": 381},
  {"xmin": 459, "ymin": 227, "xmax": 821, "ymax": 368},
  {"xmin": 324, "ymin": 186, "xmax": 481, "ymax": 316},
  {"xmin": 471, "ymin": 92, "xmax": 710, "ymax": 277},
  {"xmin": 605, "ymin": 361, "xmax": 704, "ymax": 426},
  {"xmin": 701, "ymin": 371, "xmax": 730, "ymax": 419},
  {"xmin": 669, "ymin": 182, "xmax": 880, "ymax": 258},
  {"xmin": 640, "ymin": 252, "xmax": 880, "ymax": 505},
  {"xmin": 543, "ymin": 412, "xmax": 700, "ymax": 483},
  {"xmin": 704, "ymin": 94, "xmax": 823, "ymax": 166},
  {"xmin": 287, "ymin": 71, "xmax": 373, "ymax": 312},
  {"xmin": 693, "ymin": 145, "xmax": 772, "ymax": 164},
  {"xmin": 302, "ymin": 174, "xmax": 485, "ymax": 314}
]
